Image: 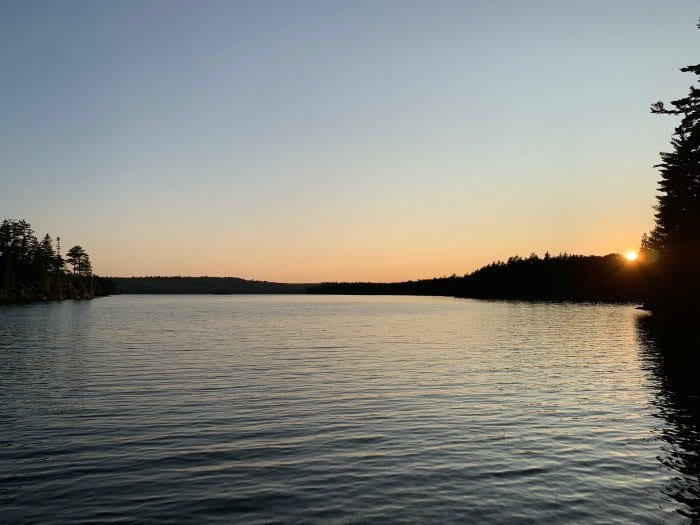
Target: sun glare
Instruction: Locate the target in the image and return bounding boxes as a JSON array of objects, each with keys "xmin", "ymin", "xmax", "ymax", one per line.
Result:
[{"xmin": 624, "ymin": 251, "xmax": 639, "ymax": 261}]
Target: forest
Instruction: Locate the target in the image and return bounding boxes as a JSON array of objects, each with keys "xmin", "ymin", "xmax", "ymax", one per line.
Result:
[
  {"xmin": 111, "ymin": 276, "xmax": 307, "ymax": 294},
  {"xmin": 0, "ymin": 219, "xmax": 115, "ymax": 303},
  {"xmin": 113, "ymin": 253, "xmax": 644, "ymax": 303},
  {"xmin": 309, "ymin": 253, "xmax": 646, "ymax": 302}
]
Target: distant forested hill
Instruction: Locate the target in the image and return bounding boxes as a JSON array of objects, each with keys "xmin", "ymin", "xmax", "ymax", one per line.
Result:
[
  {"xmin": 309, "ymin": 253, "xmax": 647, "ymax": 303},
  {"xmin": 111, "ymin": 254, "xmax": 646, "ymax": 304},
  {"xmin": 453, "ymin": 253, "xmax": 646, "ymax": 302},
  {"xmin": 111, "ymin": 276, "xmax": 309, "ymax": 294}
]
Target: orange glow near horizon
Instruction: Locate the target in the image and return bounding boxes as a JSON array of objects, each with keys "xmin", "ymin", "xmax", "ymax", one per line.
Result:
[
  {"xmin": 624, "ymin": 251, "xmax": 639, "ymax": 261},
  {"xmin": 85, "ymin": 230, "xmax": 651, "ymax": 282},
  {"xmin": 5, "ymin": 1, "xmax": 692, "ymax": 286}
]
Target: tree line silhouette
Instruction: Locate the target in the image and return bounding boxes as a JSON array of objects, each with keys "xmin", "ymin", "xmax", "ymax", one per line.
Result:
[
  {"xmin": 107, "ymin": 253, "xmax": 646, "ymax": 303},
  {"xmin": 0, "ymin": 219, "xmax": 115, "ymax": 303},
  {"xmin": 308, "ymin": 253, "xmax": 646, "ymax": 302},
  {"xmin": 111, "ymin": 276, "xmax": 307, "ymax": 295}
]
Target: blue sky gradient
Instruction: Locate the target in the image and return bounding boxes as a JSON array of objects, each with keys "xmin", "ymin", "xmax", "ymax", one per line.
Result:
[{"xmin": 1, "ymin": 1, "xmax": 698, "ymax": 280}]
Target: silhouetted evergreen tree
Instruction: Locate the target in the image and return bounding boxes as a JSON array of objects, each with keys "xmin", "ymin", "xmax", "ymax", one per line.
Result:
[
  {"xmin": 644, "ymin": 26, "xmax": 700, "ymax": 317},
  {"xmin": 66, "ymin": 245, "xmax": 92, "ymax": 277}
]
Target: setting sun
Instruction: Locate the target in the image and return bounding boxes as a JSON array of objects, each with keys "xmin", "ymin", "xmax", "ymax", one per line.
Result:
[{"xmin": 624, "ymin": 251, "xmax": 639, "ymax": 261}]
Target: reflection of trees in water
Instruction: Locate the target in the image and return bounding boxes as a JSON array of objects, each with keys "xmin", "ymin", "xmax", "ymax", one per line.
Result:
[{"xmin": 636, "ymin": 315, "xmax": 700, "ymax": 521}]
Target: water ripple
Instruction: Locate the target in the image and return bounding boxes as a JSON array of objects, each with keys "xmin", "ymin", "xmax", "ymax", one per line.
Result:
[{"xmin": 1, "ymin": 295, "xmax": 698, "ymax": 523}]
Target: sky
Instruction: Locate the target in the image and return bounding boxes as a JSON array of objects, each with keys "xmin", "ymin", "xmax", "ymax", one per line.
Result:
[{"xmin": 1, "ymin": 1, "xmax": 698, "ymax": 282}]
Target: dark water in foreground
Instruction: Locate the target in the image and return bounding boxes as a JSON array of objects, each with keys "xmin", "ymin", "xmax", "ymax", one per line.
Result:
[{"xmin": 1, "ymin": 295, "xmax": 699, "ymax": 523}]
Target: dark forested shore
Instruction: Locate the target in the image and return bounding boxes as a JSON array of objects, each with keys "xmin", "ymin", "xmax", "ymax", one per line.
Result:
[
  {"xmin": 111, "ymin": 276, "xmax": 308, "ymax": 295},
  {"xmin": 309, "ymin": 253, "xmax": 646, "ymax": 303},
  {"xmin": 0, "ymin": 219, "xmax": 115, "ymax": 304},
  {"xmin": 111, "ymin": 253, "xmax": 645, "ymax": 304}
]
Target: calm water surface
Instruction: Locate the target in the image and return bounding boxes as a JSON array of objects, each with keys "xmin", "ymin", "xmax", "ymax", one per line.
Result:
[{"xmin": 1, "ymin": 295, "xmax": 699, "ymax": 523}]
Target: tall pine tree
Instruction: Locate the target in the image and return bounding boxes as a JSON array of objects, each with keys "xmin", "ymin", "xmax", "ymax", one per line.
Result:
[{"xmin": 645, "ymin": 25, "xmax": 700, "ymax": 316}]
